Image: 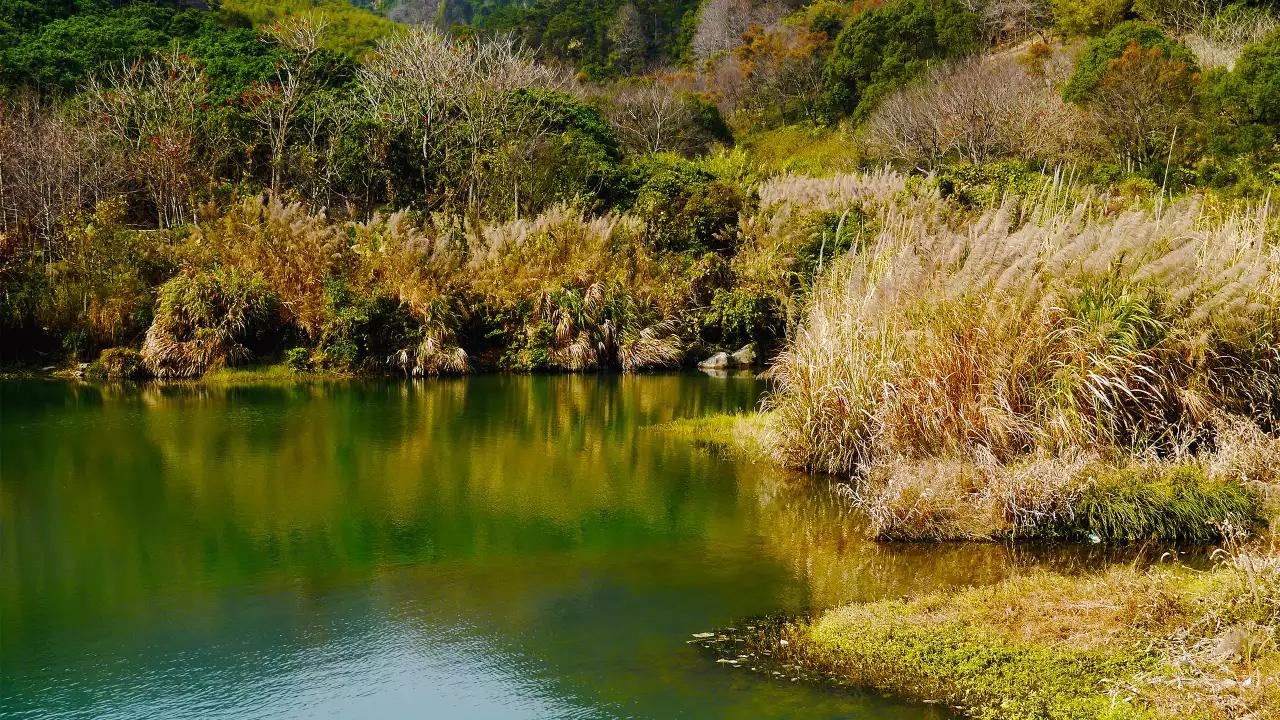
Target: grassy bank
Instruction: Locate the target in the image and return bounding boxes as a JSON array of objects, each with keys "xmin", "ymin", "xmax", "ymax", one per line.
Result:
[{"xmin": 727, "ymin": 544, "xmax": 1280, "ymax": 720}]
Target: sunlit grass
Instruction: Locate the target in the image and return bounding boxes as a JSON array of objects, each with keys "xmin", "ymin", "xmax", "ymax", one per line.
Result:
[
  {"xmin": 737, "ymin": 124, "xmax": 865, "ymax": 177},
  {"xmin": 221, "ymin": 0, "xmax": 401, "ymax": 54}
]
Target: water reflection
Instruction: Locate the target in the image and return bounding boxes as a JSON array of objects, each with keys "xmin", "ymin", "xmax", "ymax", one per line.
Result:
[{"xmin": 0, "ymin": 376, "xmax": 1077, "ymax": 718}]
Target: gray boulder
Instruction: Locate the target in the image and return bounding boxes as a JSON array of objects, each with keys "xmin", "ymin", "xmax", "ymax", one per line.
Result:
[
  {"xmin": 698, "ymin": 351, "xmax": 731, "ymax": 369},
  {"xmin": 730, "ymin": 344, "xmax": 756, "ymax": 367}
]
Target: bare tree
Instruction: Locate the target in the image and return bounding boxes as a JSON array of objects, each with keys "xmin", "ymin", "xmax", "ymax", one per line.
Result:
[
  {"xmin": 598, "ymin": 81, "xmax": 698, "ymax": 155},
  {"xmin": 83, "ymin": 48, "xmax": 206, "ymax": 228},
  {"xmin": 358, "ymin": 28, "xmax": 565, "ymax": 218},
  {"xmin": 690, "ymin": 0, "xmax": 791, "ymax": 61},
  {"xmin": 246, "ymin": 15, "xmax": 328, "ymax": 196},
  {"xmin": 0, "ymin": 93, "xmax": 125, "ymax": 250},
  {"xmin": 961, "ymin": 0, "xmax": 1053, "ymax": 45},
  {"xmin": 608, "ymin": 3, "xmax": 647, "ymax": 71},
  {"xmin": 865, "ymin": 52, "xmax": 1092, "ymax": 171}
]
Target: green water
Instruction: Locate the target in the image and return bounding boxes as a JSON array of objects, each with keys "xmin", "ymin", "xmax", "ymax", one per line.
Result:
[{"xmin": 2, "ymin": 376, "xmax": 1111, "ymax": 719}]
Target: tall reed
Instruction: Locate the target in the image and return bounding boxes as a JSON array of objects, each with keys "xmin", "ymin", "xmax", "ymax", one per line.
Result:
[{"xmin": 767, "ymin": 194, "xmax": 1280, "ymax": 475}]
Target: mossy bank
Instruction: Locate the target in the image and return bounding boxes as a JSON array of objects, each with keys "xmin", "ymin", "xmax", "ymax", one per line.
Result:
[{"xmin": 698, "ymin": 551, "xmax": 1280, "ymax": 720}]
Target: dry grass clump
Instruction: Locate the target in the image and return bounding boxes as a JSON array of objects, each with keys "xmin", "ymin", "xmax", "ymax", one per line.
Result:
[
  {"xmin": 469, "ymin": 205, "xmax": 685, "ymax": 371},
  {"xmin": 766, "ymin": 192, "xmax": 1280, "ymax": 541},
  {"xmin": 141, "ymin": 268, "xmax": 277, "ymax": 378},
  {"xmin": 768, "ymin": 197, "xmax": 1280, "ymax": 476},
  {"xmin": 194, "ymin": 195, "xmax": 346, "ymax": 336},
  {"xmin": 755, "ymin": 170, "xmax": 909, "ymax": 214},
  {"xmin": 845, "ymin": 451, "xmax": 1093, "ymax": 541},
  {"xmin": 730, "ymin": 170, "xmax": 921, "ymax": 329},
  {"xmin": 527, "ymin": 282, "xmax": 683, "ymax": 371},
  {"xmin": 469, "ymin": 204, "xmax": 657, "ymax": 299}
]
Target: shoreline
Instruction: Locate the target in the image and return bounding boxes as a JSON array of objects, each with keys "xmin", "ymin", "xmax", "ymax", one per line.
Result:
[{"xmin": 693, "ymin": 554, "xmax": 1279, "ymax": 720}]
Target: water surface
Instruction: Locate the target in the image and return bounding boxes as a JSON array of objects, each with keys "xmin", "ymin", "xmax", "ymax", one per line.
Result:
[{"xmin": 2, "ymin": 376, "xmax": 1110, "ymax": 719}]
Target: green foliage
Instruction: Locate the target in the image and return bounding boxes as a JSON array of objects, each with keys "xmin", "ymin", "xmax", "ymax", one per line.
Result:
[
  {"xmin": 1064, "ymin": 21, "xmax": 1197, "ymax": 102},
  {"xmin": 1068, "ymin": 463, "xmax": 1259, "ymax": 543},
  {"xmin": 1051, "ymin": 0, "xmax": 1130, "ymax": 37},
  {"xmin": 1233, "ymin": 28, "xmax": 1280, "ymax": 128},
  {"xmin": 87, "ymin": 346, "xmax": 147, "ymax": 380},
  {"xmin": 934, "ymin": 160, "xmax": 1050, "ymax": 207},
  {"xmin": 220, "ymin": 0, "xmax": 399, "ymax": 55},
  {"xmin": 821, "ymin": 0, "xmax": 979, "ymax": 121},
  {"xmin": 505, "ymin": 88, "xmax": 624, "ymax": 211},
  {"xmin": 37, "ymin": 199, "xmax": 171, "ymax": 354},
  {"xmin": 314, "ymin": 278, "xmax": 422, "ymax": 371},
  {"xmin": 628, "ymin": 155, "xmax": 747, "ymax": 253},
  {"xmin": 0, "ymin": 3, "xmax": 271, "ymax": 93},
  {"xmin": 283, "ymin": 346, "xmax": 311, "ymax": 371},
  {"xmin": 480, "ymin": 0, "xmax": 699, "ymax": 78},
  {"xmin": 703, "ymin": 288, "xmax": 783, "ymax": 349}
]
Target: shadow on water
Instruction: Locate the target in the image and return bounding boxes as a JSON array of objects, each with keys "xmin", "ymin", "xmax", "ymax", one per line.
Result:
[{"xmin": 0, "ymin": 376, "xmax": 1168, "ymax": 719}]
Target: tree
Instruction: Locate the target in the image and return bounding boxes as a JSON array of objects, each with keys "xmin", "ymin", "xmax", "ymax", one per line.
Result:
[
  {"xmin": 1090, "ymin": 42, "xmax": 1199, "ymax": 169},
  {"xmin": 83, "ymin": 47, "xmax": 207, "ymax": 228},
  {"xmin": 961, "ymin": 0, "xmax": 1052, "ymax": 44},
  {"xmin": 244, "ymin": 14, "xmax": 327, "ymax": 195},
  {"xmin": 866, "ymin": 51, "xmax": 1089, "ymax": 169},
  {"xmin": 1064, "ymin": 21, "xmax": 1198, "ymax": 101},
  {"xmin": 1050, "ymin": 0, "xmax": 1129, "ymax": 37},
  {"xmin": 821, "ymin": 0, "xmax": 979, "ymax": 121},
  {"xmin": 727, "ymin": 23, "xmax": 828, "ymax": 123},
  {"xmin": 600, "ymin": 81, "xmax": 700, "ymax": 154},
  {"xmin": 1233, "ymin": 28, "xmax": 1280, "ymax": 126},
  {"xmin": 358, "ymin": 28, "xmax": 567, "ymax": 218}
]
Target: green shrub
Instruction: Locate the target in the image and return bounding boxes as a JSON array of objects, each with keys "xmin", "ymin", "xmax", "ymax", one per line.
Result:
[
  {"xmin": 1067, "ymin": 463, "xmax": 1259, "ymax": 543},
  {"xmin": 1233, "ymin": 28, "xmax": 1280, "ymax": 128},
  {"xmin": 934, "ymin": 160, "xmax": 1048, "ymax": 207},
  {"xmin": 88, "ymin": 347, "xmax": 147, "ymax": 380},
  {"xmin": 283, "ymin": 346, "xmax": 311, "ymax": 372},
  {"xmin": 314, "ymin": 279, "xmax": 423, "ymax": 372},
  {"xmin": 628, "ymin": 155, "xmax": 747, "ymax": 253},
  {"xmin": 141, "ymin": 268, "xmax": 279, "ymax": 378},
  {"xmin": 1064, "ymin": 21, "xmax": 1197, "ymax": 102},
  {"xmin": 703, "ymin": 288, "xmax": 784, "ymax": 349},
  {"xmin": 821, "ymin": 0, "xmax": 979, "ymax": 120},
  {"xmin": 1051, "ymin": 0, "xmax": 1130, "ymax": 38}
]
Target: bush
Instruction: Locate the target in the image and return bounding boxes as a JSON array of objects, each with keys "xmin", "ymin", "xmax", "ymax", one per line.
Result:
[
  {"xmin": 821, "ymin": 0, "xmax": 979, "ymax": 120},
  {"xmin": 141, "ymin": 268, "xmax": 279, "ymax": 378},
  {"xmin": 1064, "ymin": 21, "xmax": 1198, "ymax": 102},
  {"xmin": 314, "ymin": 279, "xmax": 425, "ymax": 372},
  {"xmin": 1051, "ymin": 0, "xmax": 1130, "ymax": 38},
  {"xmin": 87, "ymin": 346, "xmax": 147, "ymax": 380},
  {"xmin": 1068, "ymin": 463, "xmax": 1260, "ymax": 542},
  {"xmin": 628, "ymin": 155, "xmax": 747, "ymax": 253},
  {"xmin": 934, "ymin": 160, "xmax": 1048, "ymax": 207},
  {"xmin": 283, "ymin": 346, "xmax": 311, "ymax": 372},
  {"xmin": 1233, "ymin": 28, "xmax": 1280, "ymax": 127},
  {"xmin": 703, "ymin": 288, "xmax": 784, "ymax": 349}
]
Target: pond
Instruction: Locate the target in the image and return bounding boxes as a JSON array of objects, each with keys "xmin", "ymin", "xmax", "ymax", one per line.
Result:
[{"xmin": 1, "ymin": 376, "xmax": 1117, "ymax": 719}]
